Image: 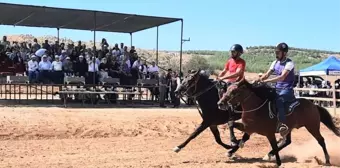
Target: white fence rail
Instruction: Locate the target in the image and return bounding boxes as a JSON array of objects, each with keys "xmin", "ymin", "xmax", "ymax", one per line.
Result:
[{"xmin": 294, "ymin": 87, "xmax": 340, "ymax": 116}]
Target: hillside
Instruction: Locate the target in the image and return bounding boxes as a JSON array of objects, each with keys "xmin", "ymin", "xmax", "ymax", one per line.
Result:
[
  {"xmin": 185, "ymin": 47, "xmax": 340, "ymax": 73},
  {"xmin": 6, "ymin": 34, "xmax": 340, "ymax": 74}
]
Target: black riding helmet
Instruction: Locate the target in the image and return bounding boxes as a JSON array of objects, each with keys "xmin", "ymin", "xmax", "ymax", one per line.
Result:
[
  {"xmin": 276, "ymin": 42, "xmax": 289, "ymax": 52},
  {"xmin": 230, "ymin": 44, "xmax": 243, "ymax": 53}
]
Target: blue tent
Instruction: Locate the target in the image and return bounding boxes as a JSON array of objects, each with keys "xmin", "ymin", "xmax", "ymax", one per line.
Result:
[{"xmin": 299, "ymin": 56, "xmax": 340, "ymax": 76}]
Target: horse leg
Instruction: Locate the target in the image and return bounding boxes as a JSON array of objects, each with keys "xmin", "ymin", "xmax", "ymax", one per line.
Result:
[
  {"xmin": 227, "ymin": 132, "xmax": 250, "ymax": 157},
  {"xmin": 209, "ymin": 125, "xmax": 232, "ymax": 150},
  {"xmin": 173, "ymin": 122, "xmax": 209, "ymax": 153},
  {"xmin": 263, "ymin": 132, "xmax": 292, "ymax": 161},
  {"xmin": 267, "ymin": 134, "xmax": 282, "ymax": 167},
  {"xmin": 228, "ymin": 120, "xmax": 238, "ymax": 146},
  {"xmin": 305, "ymin": 125, "xmax": 331, "ymax": 165}
]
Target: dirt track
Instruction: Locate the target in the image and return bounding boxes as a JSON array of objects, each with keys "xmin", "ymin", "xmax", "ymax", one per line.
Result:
[{"xmin": 0, "ymin": 107, "xmax": 339, "ymax": 168}]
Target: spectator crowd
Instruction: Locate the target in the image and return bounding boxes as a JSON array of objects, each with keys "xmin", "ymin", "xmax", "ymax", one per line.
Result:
[{"xmin": 0, "ymin": 35, "xmax": 182, "ymax": 107}]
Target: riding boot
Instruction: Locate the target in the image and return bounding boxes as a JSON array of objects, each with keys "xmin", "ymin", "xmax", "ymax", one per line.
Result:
[
  {"xmin": 228, "ymin": 120, "xmax": 238, "ymax": 146},
  {"xmin": 277, "ymin": 99, "xmax": 289, "ymax": 137}
]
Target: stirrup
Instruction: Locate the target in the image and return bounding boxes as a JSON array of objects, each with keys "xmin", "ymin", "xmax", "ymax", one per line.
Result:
[{"xmin": 278, "ymin": 124, "xmax": 289, "ymax": 137}]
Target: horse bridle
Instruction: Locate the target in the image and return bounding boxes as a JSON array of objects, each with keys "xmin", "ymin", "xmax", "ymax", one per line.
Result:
[
  {"xmin": 227, "ymin": 83, "xmax": 268, "ymax": 113},
  {"xmin": 182, "ymin": 74, "xmax": 218, "ymax": 99}
]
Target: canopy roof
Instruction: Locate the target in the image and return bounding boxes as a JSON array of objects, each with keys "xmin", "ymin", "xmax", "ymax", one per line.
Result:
[
  {"xmin": 0, "ymin": 3, "xmax": 181, "ymax": 33},
  {"xmin": 299, "ymin": 56, "xmax": 340, "ymax": 76}
]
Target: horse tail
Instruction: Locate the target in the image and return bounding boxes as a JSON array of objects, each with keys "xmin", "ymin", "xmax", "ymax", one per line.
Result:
[{"xmin": 317, "ymin": 105, "xmax": 340, "ymax": 137}]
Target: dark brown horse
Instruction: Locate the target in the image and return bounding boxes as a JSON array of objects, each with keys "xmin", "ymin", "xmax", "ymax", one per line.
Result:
[
  {"xmin": 173, "ymin": 70, "xmax": 243, "ymax": 154},
  {"xmin": 217, "ymin": 78, "xmax": 340, "ymax": 167}
]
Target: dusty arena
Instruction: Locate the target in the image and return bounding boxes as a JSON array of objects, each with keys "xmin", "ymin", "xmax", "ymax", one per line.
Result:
[{"xmin": 0, "ymin": 107, "xmax": 340, "ymax": 168}]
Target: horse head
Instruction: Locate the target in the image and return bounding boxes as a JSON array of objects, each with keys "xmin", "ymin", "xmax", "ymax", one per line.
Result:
[
  {"xmin": 174, "ymin": 69, "xmax": 210, "ymax": 98},
  {"xmin": 218, "ymin": 78, "xmax": 276, "ymax": 107},
  {"xmin": 217, "ymin": 78, "xmax": 253, "ymax": 107}
]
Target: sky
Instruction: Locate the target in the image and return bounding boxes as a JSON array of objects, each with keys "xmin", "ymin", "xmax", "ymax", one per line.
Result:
[{"xmin": 0, "ymin": 0, "xmax": 339, "ymax": 51}]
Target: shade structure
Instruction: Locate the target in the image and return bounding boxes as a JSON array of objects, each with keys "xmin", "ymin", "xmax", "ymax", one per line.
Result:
[
  {"xmin": 299, "ymin": 56, "xmax": 340, "ymax": 76},
  {"xmin": 0, "ymin": 2, "xmax": 181, "ymax": 33}
]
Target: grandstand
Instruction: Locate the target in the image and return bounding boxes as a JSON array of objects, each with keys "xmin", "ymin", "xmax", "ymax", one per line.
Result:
[{"xmin": 0, "ymin": 3, "xmax": 185, "ymax": 107}]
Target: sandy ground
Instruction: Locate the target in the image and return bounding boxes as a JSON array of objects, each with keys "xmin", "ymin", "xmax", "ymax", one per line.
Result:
[{"xmin": 0, "ymin": 107, "xmax": 340, "ymax": 168}]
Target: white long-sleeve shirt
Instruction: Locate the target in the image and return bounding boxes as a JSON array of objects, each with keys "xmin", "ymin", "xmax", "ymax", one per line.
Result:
[
  {"xmin": 27, "ymin": 60, "xmax": 39, "ymax": 72},
  {"xmin": 39, "ymin": 61, "xmax": 52, "ymax": 70},
  {"xmin": 88, "ymin": 62, "xmax": 99, "ymax": 72},
  {"xmin": 51, "ymin": 61, "xmax": 63, "ymax": 71}
]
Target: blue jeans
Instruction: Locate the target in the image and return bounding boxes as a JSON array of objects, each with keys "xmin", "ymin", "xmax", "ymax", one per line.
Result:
[
  {"xmin": 28, "ymin": 71, "xmax": 39, "ymax": 83},
  {"xmin": 276, "ymin": 89, "xmax": 295, "ymax": 123}
]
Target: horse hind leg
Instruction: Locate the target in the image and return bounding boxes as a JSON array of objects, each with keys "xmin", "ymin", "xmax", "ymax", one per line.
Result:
[
  {"xmin": 305, "ymin": 124, "xmax": 331, "ymax": 165},
  {"xmin": 263, "ymin": 132, "xmax": 292, "ymax": 161},
  {"xmin": 209, "ymin": 125, "xmax": 232, "ymax": 150}
]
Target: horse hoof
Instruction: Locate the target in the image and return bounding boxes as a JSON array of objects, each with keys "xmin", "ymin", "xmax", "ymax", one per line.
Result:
[
  {"xmin": 226, "ymin": 151, "xmax": 234, "ymax": 158},
  {"xmin": 173, "ymin": 146, "xmax": 181, "ymax": 153},
  {"xmin": 263, "ymin": 154, "xmax": 275, "ymax": 161}
]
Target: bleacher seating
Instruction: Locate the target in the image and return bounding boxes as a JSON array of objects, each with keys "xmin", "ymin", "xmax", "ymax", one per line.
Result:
[
  {"xmin": 101, "ymin": 78, "xmax": 120, "ymax": 85},
  {"xmin": 6, "ymin": 76, "xmax": 29, "ymax": 84},
  {"xmin": 64, "ymin": 76, "xmax": 86, "ymax": 85}
]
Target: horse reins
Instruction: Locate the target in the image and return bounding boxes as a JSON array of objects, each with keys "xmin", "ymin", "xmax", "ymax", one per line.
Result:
[{"xmin": 227, "ymin": 84, "xmax": 269, "ymax": 113}]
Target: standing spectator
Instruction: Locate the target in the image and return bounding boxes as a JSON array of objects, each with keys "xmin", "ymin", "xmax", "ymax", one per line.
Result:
[
  {"xmin": 27, "ymin": 55, "xmax": 39, "ymax": 83},
  {"xmin": 74, "ymin": 55, "xmax": 88, "ymax": 77},
  {"xmin": 172, "ymin": 72, "xmax": 182, "ymax": 108},
  {"xmin": 159, "ymin": 71, "xmax": 167, "ymax": 108},
  {"xmin": 51, "ymin": 55, "xmax": 64, "ymax": 84},
  {"xmin": 42, "ymin": 40, "xmax": 50, "ymax": 51},
  {"xmin": 63, "ymin": 57, "xmax": 73, "ymax": 76},
  {"xmin": 87, "ymin": 57, "xmax": 99, "ymax": 84},
  {"xmin": 138, "ymin": 60, "xmax": 148, "ymax": 79},
  {"xmin": 38, "ymin": 55, "xmax": 52, "ymax": 83},
  {"xmin": 32, "ymin": 38, "xmax": 41, "ymax": 52}
]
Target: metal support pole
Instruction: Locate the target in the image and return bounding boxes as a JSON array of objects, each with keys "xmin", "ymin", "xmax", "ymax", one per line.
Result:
[
  {"xmin": 130, "ymin": 33, "xmax": 133, "ymax": 48},
  {"xmin": 179, "ymin": 19, "xmax": 184, "ymax": 75},
  {"xmin": 156, "ymin": 26, "xmax": 159, "ymax": 65},
  {"xmin": 57, "ymin": 28, "xmax": 60, "ymax": 42},
  {"xmin": 93, "ymin": 12, "xmax": 97, "ymax": 85}
]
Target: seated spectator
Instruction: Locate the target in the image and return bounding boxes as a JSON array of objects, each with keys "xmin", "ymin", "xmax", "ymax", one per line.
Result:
[
  {"xmin": 308, "ymin": 80, "xmax": 318, "ymax": 97},
  {"xmin": 148, "ymin": 61, "xmax": 159, "ymax": 79},
  {"xmin": 13, "ymin": 51, "xmax": 26, "ymax": 75},
  {"xmin": 51, "ymin": 55, "xmax": 64, "ymax": 84},
  {"xmin": 38, "ymin": 55, "xmax": 52, "ymax": 83},
  {"xmin": 74, "ymin": 55, "xmax": 88, "ymax": 77},
  {"xmin": 63, "ymin": 57, "xmax": 73, "ymax": 76},
  {"xmin": 108, "ymin": 56, "xmax": 120, "ymax": 78},
  {"xmin": 27, "ymin": 55, "xmax": 39, "ymax": 83},
  {"xmin": 99, "ymin": 57, "xmax": 109, "ymax": 82}
]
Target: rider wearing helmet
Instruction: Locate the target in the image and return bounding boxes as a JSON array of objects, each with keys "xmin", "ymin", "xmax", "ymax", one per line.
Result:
[
  {"xmin": 217, "ymin": 44, "xmax": 246, "ymax": 145},
  {"xmin": 256, "ymin": 42, "xmax": 295, "ymax": 138},
  {"xmin": 217, "ymin": 44, "xmax": 246, "ymax": 83}
]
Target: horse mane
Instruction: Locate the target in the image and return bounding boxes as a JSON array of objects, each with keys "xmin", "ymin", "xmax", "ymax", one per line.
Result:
[{"xmin": 242, "ymin": 79, "xmax": 277, "ymax": 101}]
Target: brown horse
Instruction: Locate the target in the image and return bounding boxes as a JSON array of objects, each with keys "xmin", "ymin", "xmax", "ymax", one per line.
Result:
[{"xmin": 217, "ymin": 78, "xmax": 340, "ymax": 167}]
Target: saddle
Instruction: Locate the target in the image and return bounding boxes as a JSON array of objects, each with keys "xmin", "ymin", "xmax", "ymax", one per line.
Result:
[{"xmin": 268, "ymin": 98, "xmax": 300, "ymax": 118}]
